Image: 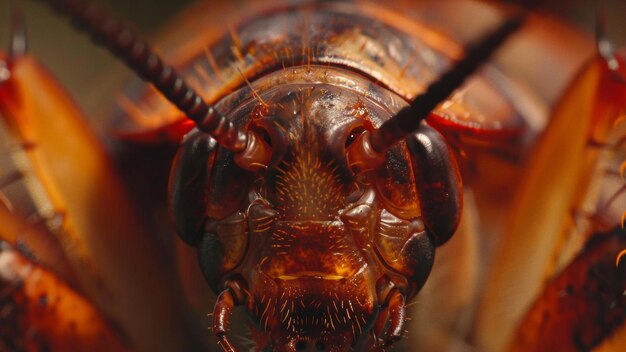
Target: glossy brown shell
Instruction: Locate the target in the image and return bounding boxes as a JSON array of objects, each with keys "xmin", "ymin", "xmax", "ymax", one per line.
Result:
[
  {"xmin": 121, "ymin": 1, "xmax": 600, "ymax": 351},
  {"xmin": 153, "ymin": 0, "xmax": 575, "ymax": 349},
  {"xmin": 114, "ymin": 0, "xmax": 533, "ymax": 142},
  {"xmin": 162, "ymin": 2, "xmax": 475, "ymax": 349},
  {"xmin": 0, "ymin": 2, "xmax": 608, "ymax": 352}
]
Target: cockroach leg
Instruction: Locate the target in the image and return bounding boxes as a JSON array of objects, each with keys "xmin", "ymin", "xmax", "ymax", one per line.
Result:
[
  {"xmin": 213, "ymin": 278, "xmax": 250, "ymax": 352},
  {"xmin": 212, "ymin": 289, "xmax": 237, "ymax": 352},
  {"xmin": 383, "ymin": 290, "xmax": 406, "ymax": 346}
]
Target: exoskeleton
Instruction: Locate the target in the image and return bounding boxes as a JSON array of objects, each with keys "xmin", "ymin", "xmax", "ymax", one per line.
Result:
[{"xmin": 0, "ymin": 1, "xmax": 625, "ymax": 352}]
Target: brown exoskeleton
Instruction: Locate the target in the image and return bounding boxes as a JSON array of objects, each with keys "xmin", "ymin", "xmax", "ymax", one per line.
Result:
[
  {"xmin": 5, "ymin": 0, "xmax": 626, "ymax": 351},
  {"xmin": 31, "ymin": 0, "xmax": 523, "ymax": 350}
]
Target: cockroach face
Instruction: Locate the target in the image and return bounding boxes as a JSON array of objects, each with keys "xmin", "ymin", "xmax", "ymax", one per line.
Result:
[
  {"xmin": 243, "ymin": 84, "xmax": 382, "ymax": 349},
  {"xmin": 170, "ymin": 66, "xmax": 452, "ymax": 350}
]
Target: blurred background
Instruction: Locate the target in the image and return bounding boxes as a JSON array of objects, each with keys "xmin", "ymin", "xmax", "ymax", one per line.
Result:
[{"xmin": 0, "ymin": 0, "xmax": 194, "ymax": 131}]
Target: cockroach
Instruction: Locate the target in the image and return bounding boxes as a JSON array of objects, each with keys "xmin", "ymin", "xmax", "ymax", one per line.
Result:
[{"xmin": 0, "ymin": 1, "xmax": 625, "ymax": 351}]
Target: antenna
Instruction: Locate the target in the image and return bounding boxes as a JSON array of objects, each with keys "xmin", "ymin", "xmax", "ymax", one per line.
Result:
[
  {"xmin": 369, "ymin": 13, "xmax": 525, "ymax": 154},
  {"xmin": 39, "ymin": 0, "xmax": 248, "ymax": 153}
]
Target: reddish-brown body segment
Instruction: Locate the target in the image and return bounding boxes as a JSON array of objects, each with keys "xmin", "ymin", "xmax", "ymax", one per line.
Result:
[
  {"xmin": 160, "ymin": 2, "xmax": 623, "ymax": 348},
  {"xmin": 0, "ymin": 250, "xmax": 126, "ymax": 352},
  {"xmin": 511, "ymin": 226, "xmax": 626, "ymax": 351},
  {"xmin": 0, "ymin": 52, "xmax": 200, "ymax": 351}
]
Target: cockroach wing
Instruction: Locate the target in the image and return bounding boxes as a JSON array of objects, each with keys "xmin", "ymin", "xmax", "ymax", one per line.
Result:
[
  {"xmin": 0, "ymin": 53, "xmax": 197, "ymax": 351},
  {"xmin": 510, "ymin": 226, "xmax": 626, "ymax": 352},
  {"xmin": 474, "ymin": 48, "xmax": 626, "ymax": 352},
  {"xmin": 0, "ymin": 248, "xmax": 127, "ymax": 351}
]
